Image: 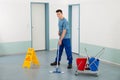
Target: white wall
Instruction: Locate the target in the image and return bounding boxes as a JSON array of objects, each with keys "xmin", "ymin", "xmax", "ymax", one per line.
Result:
[
  {"xmin": 0, "ymin": 0, "xmax": 69, "ymax": 54},
  {"xmin": 0, "ymin": 0, "xmax": 120, "ymax": 50},
  {"xmin": 0, "ymin": 0, "xmax": 68, "ymax": 43},
  {"xmin": 0, "ymin": 0, "xmax": 31, "ymax": 43},
  {"xmin": 69, "ymin": 0, "xmax": 120, "ymax": 49}
]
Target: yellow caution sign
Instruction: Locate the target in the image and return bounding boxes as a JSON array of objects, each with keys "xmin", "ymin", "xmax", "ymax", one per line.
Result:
[{"xmin": 22, "ymin": 48, "xmax": 40, "ymax": 69}]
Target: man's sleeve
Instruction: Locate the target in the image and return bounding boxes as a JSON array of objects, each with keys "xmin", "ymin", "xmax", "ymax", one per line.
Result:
[{"xmin": 63, "ymin": 21, "xmax": 69, "ymax": 30}]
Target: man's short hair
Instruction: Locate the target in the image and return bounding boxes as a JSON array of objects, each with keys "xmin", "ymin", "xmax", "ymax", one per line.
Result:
[{"xmin": 56, "ymin": 9, "xmax": 63, "ymax": 13}]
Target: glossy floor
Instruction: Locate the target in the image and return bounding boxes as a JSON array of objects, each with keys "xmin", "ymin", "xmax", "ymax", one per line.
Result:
[{"xmin": 0, "ymin": 50, "xmax": 120, "ymax": 80}]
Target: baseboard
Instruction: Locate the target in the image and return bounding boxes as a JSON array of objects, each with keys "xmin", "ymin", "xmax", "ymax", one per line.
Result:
[
  {"xmin": 49, "ymin": 48, "xmax": 57, "ymax": 51},
  {"xmin": 0, "ymin": 52, "xmax": 25, "ymax": 57},
  {"xmin": 100, "ymin": 59, "xmax": 120, "ymax": 66}
]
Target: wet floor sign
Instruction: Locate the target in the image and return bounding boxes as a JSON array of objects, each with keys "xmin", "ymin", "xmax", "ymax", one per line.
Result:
[{"xmin": 22, "ymin": 48, "xmax": 40, "ymax": 69}]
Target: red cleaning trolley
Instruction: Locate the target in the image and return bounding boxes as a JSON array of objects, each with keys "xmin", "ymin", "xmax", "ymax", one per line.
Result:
[{"xmin": 75, "ymin": 48, "xmax": 105, "ymax": 76}]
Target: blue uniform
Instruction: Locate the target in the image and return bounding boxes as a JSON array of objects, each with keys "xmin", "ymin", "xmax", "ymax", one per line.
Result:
[
  {"xmin": 58, "ymin": 18, "xmax": 71, "ymax": 39},
  {"xmin": 55, "ymin": 18, "xmax": 73, "ymax": 64}
]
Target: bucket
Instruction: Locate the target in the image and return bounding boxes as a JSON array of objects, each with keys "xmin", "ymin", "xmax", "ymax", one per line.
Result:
[
  {"xmin": 76, "ymin": 58, "xmax": 87, "ymax": 71},
  {"xmin": 89, "ymin": 57, "xmax": 99, "ymax": 71}
]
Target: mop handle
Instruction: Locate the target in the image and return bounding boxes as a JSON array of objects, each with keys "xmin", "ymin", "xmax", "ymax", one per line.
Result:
[{"xmin": 56, "ymin": 45, "xmax": 60, "ymax": 68}]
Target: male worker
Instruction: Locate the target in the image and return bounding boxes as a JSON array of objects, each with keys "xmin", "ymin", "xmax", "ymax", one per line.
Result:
[{"xmin": 50, "ymin": 9, "xmax": 73, "ymax": 69}]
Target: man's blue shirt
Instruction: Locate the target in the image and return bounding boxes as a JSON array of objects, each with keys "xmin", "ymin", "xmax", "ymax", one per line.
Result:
[{"xmin": 58, "ymin": 18, "xmax": 71, "ymax": 39}]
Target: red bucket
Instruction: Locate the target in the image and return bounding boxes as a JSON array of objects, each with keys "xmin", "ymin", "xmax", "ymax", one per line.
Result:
[{"xmin": 76, "ymin": 58, "xmax": 87, "ymax": 71}]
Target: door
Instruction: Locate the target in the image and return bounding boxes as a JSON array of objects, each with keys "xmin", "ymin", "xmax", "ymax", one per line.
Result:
[
  {"xmin": 69, "ymin": 5, "xmax": 80, "ymax": 54},
  {"xmin": 31, "ymin": 4, "xmax": 45, "ymax": 50}
]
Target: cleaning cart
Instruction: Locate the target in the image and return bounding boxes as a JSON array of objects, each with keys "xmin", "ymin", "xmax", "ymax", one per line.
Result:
[{"xmin": 75, "ymin": 48, "xmax": 105, "ymax": 76}]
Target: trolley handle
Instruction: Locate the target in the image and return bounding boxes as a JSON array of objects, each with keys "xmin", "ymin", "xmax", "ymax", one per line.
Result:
[
  {"xmin": 84, "ymin": 48, "xmax": 105, "ymax": 59},
  {"xmin": 94, "ymin": 48, "xmax": 105, "ymax": 58}
]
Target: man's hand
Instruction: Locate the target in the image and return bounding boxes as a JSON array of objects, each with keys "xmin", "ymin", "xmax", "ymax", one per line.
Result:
[
  {"xmin": 58, "ymin": 30, "xmax": 66, "ymax": 46},
  {"xmin": 58, "ymin": 39, "xmax": 62, "ymax": 46}
]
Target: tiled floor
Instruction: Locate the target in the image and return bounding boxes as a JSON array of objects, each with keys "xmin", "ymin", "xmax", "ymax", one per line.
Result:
[{"xmin": 0, "ymin": 50, "xmax": 120, "ymax": 80}]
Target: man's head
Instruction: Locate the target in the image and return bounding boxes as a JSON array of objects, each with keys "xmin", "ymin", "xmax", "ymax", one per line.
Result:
[{"xmin": 56, "ymin": 9, "xmax": 64, "ymax": 19}]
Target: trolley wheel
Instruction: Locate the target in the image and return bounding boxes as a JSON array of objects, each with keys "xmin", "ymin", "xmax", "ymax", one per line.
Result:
[
  {"xmin": 96, "ymin": 73, "xmax": 98, "ymax": 77},
  {"xmin": 75, "ymin": 71, "xmax": 78, "ymax": 76},
  {"xmin": 94, "ymin": 73, "xmax": 98, "ymax": 77}
]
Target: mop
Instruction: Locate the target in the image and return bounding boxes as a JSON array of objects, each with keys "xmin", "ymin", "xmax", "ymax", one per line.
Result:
[{"xmin": 49, "ymin": 45, "xmax": 64, "ymax": 73}]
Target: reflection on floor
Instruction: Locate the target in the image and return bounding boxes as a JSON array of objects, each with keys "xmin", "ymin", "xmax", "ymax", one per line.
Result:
[{"xmin": 0, "ymin": 50, "xmax": 120, "ymax": 80}]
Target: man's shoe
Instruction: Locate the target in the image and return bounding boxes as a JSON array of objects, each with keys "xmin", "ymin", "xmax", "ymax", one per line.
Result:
[
  {"xmin": 50, "ymin": 62, "xmax": 60, "ymax": 66},
  {"xmin": 67, "ymin": 64, "xmax": 72, "ymax": 69}
]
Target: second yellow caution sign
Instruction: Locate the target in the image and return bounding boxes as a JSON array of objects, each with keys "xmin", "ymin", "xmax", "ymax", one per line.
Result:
[{"xmin": 22, "ymin": 48, "xmax": 40, "ymax": 69}]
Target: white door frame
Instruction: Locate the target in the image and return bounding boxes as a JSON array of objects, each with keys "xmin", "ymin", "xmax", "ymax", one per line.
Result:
[
  {"xmin": 68, "ymin": 4, "xmax": 80, "ymax": 55},
  {"xmin": 30, "ymin": 2, "xmax": 49, "ymax": 50}
]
